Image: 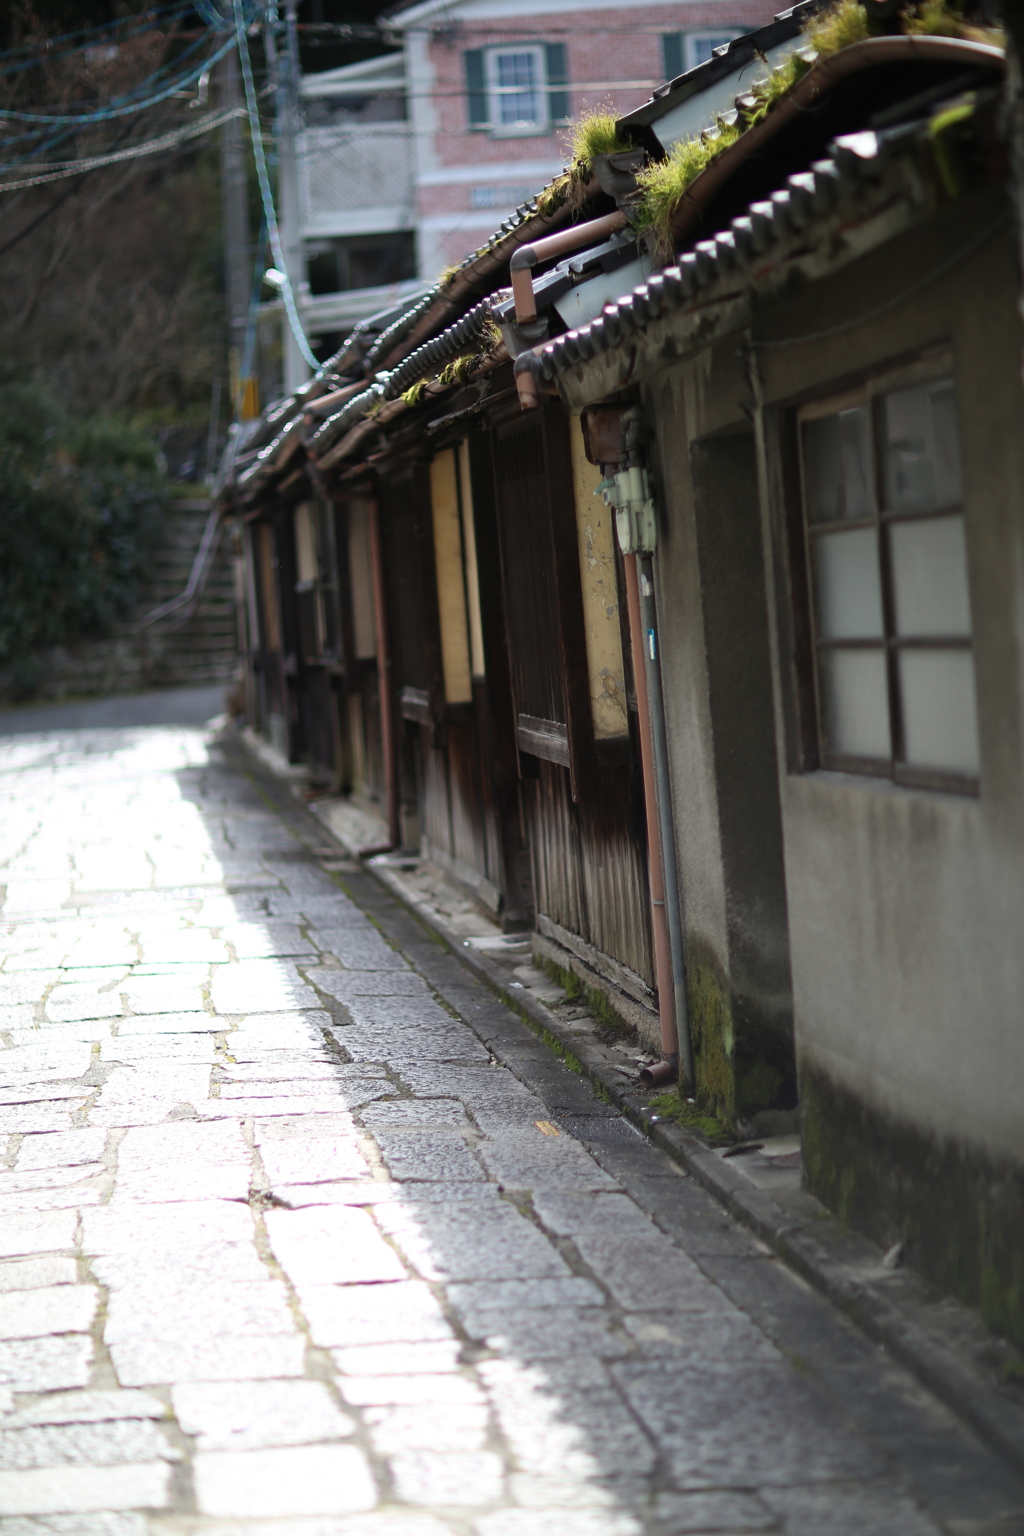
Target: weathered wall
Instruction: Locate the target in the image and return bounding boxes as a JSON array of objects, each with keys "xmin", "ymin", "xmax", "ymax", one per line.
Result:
[
  {"xmin": 750, "ymin": 199, "xmax": 1024, "ymax": 1337},
  {"xmin": 644, "ymin": 363, "xmax": 796, "ymax": 1122}
]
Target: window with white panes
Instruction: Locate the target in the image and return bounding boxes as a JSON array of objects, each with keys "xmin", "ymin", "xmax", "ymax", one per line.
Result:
[
  {"xmin": 487, "ymin": 46, "xmax": 545, "ymax": 133},
  {"xmin": 799, "ymin": 368, "xmax": 979, "ymax": 790}
]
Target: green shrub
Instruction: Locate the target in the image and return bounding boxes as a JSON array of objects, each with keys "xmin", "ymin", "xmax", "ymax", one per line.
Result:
[{"xmin": 0, "ymin": 381, "xmax": 165, "ymax": 666}]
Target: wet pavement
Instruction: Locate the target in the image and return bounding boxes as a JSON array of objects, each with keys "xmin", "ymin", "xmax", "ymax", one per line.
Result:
[{"xmin": 0, "ymin": 697, "xmax": 1022, "ymax": 1536}]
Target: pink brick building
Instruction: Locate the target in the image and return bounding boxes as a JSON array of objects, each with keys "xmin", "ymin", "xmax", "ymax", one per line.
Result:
[{"xmin": 295, "ymin": 0, "xmax": 783, "ymax": 355}]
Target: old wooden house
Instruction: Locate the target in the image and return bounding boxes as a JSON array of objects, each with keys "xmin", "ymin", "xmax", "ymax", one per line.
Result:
[{"xmin": 221, "ymin": 0, "xmax": 1024, "ymax": 1346}]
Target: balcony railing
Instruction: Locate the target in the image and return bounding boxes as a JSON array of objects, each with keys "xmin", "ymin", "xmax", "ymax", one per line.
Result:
[{"xmin": 299, "ymin": 125, "xmax": 415, "ymax": 232}]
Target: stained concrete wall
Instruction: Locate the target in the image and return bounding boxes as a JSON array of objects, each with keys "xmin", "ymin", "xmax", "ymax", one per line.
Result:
[
  {"xmin": 638, "ymin": 189, "xmax": 1024, "ymax": 1333},
  {"xmin": 754, "ymin": 196, "xmax": 1024, "ymax": 1335},
  {"xmin": 644, "ymin": 361, "xmax": 796, "ymax": 1122}
]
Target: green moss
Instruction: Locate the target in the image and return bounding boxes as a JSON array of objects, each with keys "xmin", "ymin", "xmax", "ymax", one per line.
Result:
[
  {"xmin": 400, "ymin": 380, "xmax": 427, "ymax": 408},
  {"xmin": 632, "ymin": 119, "xmax": 742, "ymax": 257},
  {"xmin": 736, "ymin": 1058, "xmax": 783, "ymax": 1117},
  {"xmin": 686, "ymin": 960, "xmax": 736, "ymax": 1127},
  {"xmin": 802, "ymin": 1062, "xmax": 1024, "ymax": 1349},
  {"xmin": 648, "ymin": 1090, "xmax": 731, "ymax": 1142},
  {"xmin": 629, "ymin": 0, "xmax": 1003, "ymax": 257},
  {"xmin": 538, "ymin": 955, "xmax": 633, "ymax": 1038}
]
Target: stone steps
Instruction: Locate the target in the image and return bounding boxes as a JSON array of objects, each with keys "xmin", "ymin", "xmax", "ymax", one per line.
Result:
[{"xmin": 2, "ymin": 499, "xmax": 238, "ymax": 703}]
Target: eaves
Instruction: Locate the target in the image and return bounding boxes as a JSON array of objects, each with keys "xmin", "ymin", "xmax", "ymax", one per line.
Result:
[{"xmin": 539, "ymin": 134, "xmax": 970, "ymax": 413}]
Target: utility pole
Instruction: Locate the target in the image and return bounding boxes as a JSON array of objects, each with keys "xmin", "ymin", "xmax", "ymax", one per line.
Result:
[
  {"xmin": 220, "ymin": 45, "xmax": 257, "ymax": 419},
  {"xmin": 279, "ymin": 0, "xmax": 310, "ymax": 393}
]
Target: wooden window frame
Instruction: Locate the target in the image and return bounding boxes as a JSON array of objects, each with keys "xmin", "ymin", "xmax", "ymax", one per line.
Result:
[{"xmin": 794, "ymin": 353, "xmax": 979, "ymax": 796}]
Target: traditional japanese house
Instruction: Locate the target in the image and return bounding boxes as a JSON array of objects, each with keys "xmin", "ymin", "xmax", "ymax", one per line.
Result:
[{"xmin": 221, "ymin": 0, "xmax": 1023, "ymax": 1342}]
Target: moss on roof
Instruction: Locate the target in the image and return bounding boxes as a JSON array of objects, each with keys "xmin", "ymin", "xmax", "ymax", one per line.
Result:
[{"xmin": 630, "ymin": 0, "xmax": 1003, "ymax": 257}]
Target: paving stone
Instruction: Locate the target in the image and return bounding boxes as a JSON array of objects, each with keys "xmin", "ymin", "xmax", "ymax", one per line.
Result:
[
  {"xmin": 376, "ymin": 1204, "xmax": 571, "ymax": 1284},
  {"xmin": 388, "ymin": 1450, "xmax": 504, "ymax": 1507},
  {"xmin": 0, "ymin": 1335, "xmax": 91, "ymax": 1394},
  {"xmin": 82, "ymin": 1199, "xmax": 254, "ymax": 1255},
  {"xmin": 0, "ymin": 1419, "xmax": 178, "ymax": 1469},
  {"xmin": 613, "ymin": 1359, "xmax": 882, "ymax": 1489},
  {"xmin": 370, "ymin": 1132, "xmax": 485, "ymax": 1185},
  {"xmin": 446, "ymin": 1278, "xmax": 604, "ymax": 1312},
  {"xmin": 309, "ymin": 970, "xmax": 430, "ymax": 1001},
  {"xmin": 0, "ymin": 1212, "xmax": 78, "ymax": 1259},
  {"xmin": 364, "ymin": 1405, "xmax": 490, "ymax": 1454},
  {"xmin": 338, "ymin": 1376, "xmax": 485, "ymax": 1408},
  {"xmin": 650, "ymin": 1489, "xmax": 777, "ymax": 1532},
  {"xmin": 0, "ymin": 1461, "xmax": 171, "ymax": 1515},
  {"xmin": 0, "ymin": 1168, "xmax": 105, "ymax": 1197},
  {"xmin": 330, "ymin": 1343, "xmax": 463, "ymax": 1377},
  {"xmin": 0, "ymin": 1514, "xmax": 147, "ymax": 1535},
  {"xmin": 0, "ymin": 1286, "xmax": 98, "ymax": 1341},
  {"xmin": 193, "ymin": 1444, "xmax": 376, "ymax": 1517},
  {"xmin": 298, "ymin": 1281, "xmax": 453, "ymax": 1348},
  {"xmin": 104, "ymin": 1279, "xmax": 295, "ymax": 1345},
  {"xmin": 1, "ymin": 1391, "xmax": 166, "ymax": 1427},
  {"xmin": 758, "ymin": 1481, "xmax": 944, "ymax": 1534},
  {"xmin": 474, "ymin": 1512, "xmax": 642, "ymax": 1536},
  {"xmin": 474, "ymin": 1136, "xmax": 622, "ymax": 1193},
  {"xmin": 210, "ymin": 962, "xmax": 322, "ymax": 1014},
  {"xmin": 178, "ymin": 1514, "xmax": 454, "ymax": 1536},
  {"xmin": 359, "ymin": 1102, "xmax": 471, "ymax": 1131},
  {"xmin": 458, "ymin": 1307, "xmax": 630, "ymax": 1360},
  {"xmin": 255, "ymin": 1113, "xmax": 362, "ymax": 1142},
  {"xmin": 259, "ymin": 1138, "xmax": 371, "ymax": 1186},
  {"xmin": 0, "ymin": 1257, "xmax": 78, "ymax": 1292},
  {"xmin": 110, "ymin": 1331, "xmax": 306, "ymax": 1385},
  {"xmin": 220, "ymin": 922, "xmax": 317, "ymax": 960},
  {"xmin": 172, "ymin": 1379, "xmax": 354, "ymax": 1450},
  {"xmin": 265, "ymin": 1206, "xmax": 407, "ymax": 1285}
]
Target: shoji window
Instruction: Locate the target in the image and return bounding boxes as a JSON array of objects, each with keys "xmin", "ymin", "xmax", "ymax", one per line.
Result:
[{"xmin": 798, "ymin": 366, "xmax": 979, "ymax": 791}]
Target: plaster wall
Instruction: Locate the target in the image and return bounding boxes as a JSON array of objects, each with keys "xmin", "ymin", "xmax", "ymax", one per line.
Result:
[
  {"xmin": 749, "ymin": 204, "xmax": 1024, "ymax": 1168},
  {"xmin": 642, "ymin": 369, "xmax": 730, "ymax": 1012}
]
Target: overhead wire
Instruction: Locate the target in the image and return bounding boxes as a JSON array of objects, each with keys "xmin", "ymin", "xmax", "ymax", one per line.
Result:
[
  {"xmin": 0, "ymin": 102, "xmax": 247, "ymax": 191},
  {"xmin": 0, "ymin": 32, "xmax": 236, "ymax": 124},
  {"xmin": 233, "ymin": 0, "xmax": 317, "ymax": 369}
]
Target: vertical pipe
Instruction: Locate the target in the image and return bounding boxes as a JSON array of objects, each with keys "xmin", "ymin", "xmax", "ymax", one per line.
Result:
[
  {"xmin": 367, "ymin": 494, "xmax": 400, "ymax": 848},
  {"xmin": 219, "ymin": 48, "xmax": 250, "ymax": 410},
  {"xmin": 638, "ymin": 554, "xmax": 695, "ymax": 1087},
  {"xmin": 623, "ymin": 553, "xmax": 678, "ymax": 1074}
]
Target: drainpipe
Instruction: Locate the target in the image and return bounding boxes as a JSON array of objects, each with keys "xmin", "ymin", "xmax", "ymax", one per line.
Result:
[
  {"xmin": 623, "ymin": 553, "xmax": 679, "ymax": 1084},
  {"xmin": 510, "ymin": 210, "xmax": 629, "ymax": 324},
  {"xmin": 637, "ymin": 553, "xmax": 694, "ymax": 1089},
  {"xmin": 604, "ymin": 406, "xmax": 693, "ymax": 1088},
  {"xmin": 367, "ymin": 494, "xmax": 400, "ymax": 849}
]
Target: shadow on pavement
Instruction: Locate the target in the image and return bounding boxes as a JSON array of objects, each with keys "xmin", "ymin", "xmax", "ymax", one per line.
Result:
[{"xmin": 0, "ymin": 685, "xmax": 227, "ymax": 736}]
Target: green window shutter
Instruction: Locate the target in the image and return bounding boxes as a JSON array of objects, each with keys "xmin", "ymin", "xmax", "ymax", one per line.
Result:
[
  {"xmin": 545, "ymin": 42, "xmax": 569, "ymax": 126},
  {"xmin": 661, "ymin": 33, "xmax": 684, "ymax": 81},
  {"xmin": 464, "ymin": 48, "xmax": 488, "ymax": 129}
]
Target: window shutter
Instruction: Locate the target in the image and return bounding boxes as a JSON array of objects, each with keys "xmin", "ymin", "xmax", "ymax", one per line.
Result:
[
  {"xmin": 661, "ymin": 33, "xmax": 684, "ymax": 81},
  {"xmin": 545, "ymin": 42, "xmax": 569, "ymax": 126},
  {"xmin": 464, "ymin": 48, "xmax": 488, "ymax": 129}
]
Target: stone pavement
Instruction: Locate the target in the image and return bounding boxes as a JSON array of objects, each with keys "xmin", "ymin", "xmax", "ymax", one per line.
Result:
[{"xmin": 0, "ymin": 706, "xmax": 1023, "ymax": 1536}]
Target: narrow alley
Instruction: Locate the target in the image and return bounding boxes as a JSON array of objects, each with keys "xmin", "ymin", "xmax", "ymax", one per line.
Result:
[{"xmin": 0, "ymin": 699, "xmax": 1021, "ymax": 1536}]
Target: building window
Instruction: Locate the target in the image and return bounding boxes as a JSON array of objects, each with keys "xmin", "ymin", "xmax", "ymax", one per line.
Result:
[
  {"xmin": 661, "ymin": 31, "xmax": 740, "ymax": 80},
  {"xmin": 306, "ymin": 232, "xmax": 417, "ymax": 296},
  {"xmin": 798, "ymin": 370, "xmax": 979, "ymax": 790},
  {"xmin": 464, "ymin": 43, "xmax": 568, "ymax": 134}
]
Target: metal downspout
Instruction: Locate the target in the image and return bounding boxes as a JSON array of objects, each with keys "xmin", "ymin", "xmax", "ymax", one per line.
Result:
[
  {"xmin": 623, "ymin": 553, "xmax": 679, "ymax": 1082},
  {"xmin": 638, "ymin": 553, "xmax": 694, "ymax": 1089},
  {"xmin": 367, "ymin": 495, "xmax": 400, "ymax": 849}
]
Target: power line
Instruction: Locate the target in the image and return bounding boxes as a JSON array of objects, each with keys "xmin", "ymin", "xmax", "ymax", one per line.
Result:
[
  {"xmin": 0, "ymin": 103, "xmax": 246, "ymax": 191},
  {"xmin": 0, "ymin": 33, "xmax": 235, "ymax": 123},
  {"xmin": 233, "ymin": 0, "xmax": 317, "ymax": 369}
]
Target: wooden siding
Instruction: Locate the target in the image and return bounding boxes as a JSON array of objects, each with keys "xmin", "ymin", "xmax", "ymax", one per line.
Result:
[{"xmin": 526, "ymin": 755, "xmax": 654, "ymax": 989}]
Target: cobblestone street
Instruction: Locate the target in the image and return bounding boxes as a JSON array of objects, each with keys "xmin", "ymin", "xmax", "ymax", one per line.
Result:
[{"xmin": 0, "ymin": 703, "xmax": 1022, "ymax": 1536}]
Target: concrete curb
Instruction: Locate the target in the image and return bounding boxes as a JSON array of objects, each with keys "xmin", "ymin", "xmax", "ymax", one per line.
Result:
[{"xmin": 223, "ymin": 725, "xmax": 1024, "ymax": 1484}]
